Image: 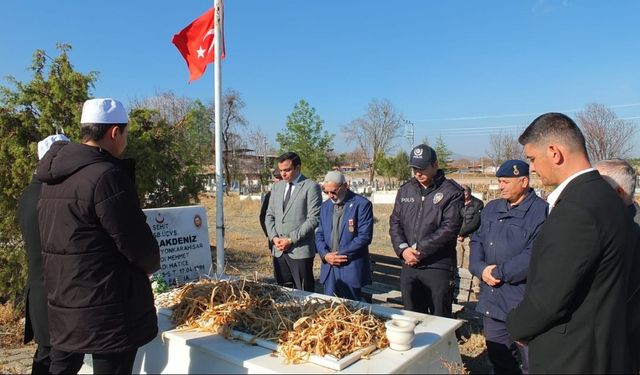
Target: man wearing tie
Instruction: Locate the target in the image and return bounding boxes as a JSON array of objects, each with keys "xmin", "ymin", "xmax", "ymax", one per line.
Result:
[{"xmin": 265, "ymin": 152, "xmax": 322, "ymax": 292}]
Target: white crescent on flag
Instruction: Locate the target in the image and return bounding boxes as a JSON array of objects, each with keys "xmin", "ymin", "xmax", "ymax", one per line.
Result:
[{"xmin": 203, "ymin": 29, "xmax": 215, "ymax": 54}]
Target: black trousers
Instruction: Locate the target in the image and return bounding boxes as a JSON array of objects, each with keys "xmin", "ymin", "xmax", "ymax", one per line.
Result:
[
  {"xmin": 49, "ymin": 348, "xmax": 138, "ymax": 375},
  {"xmin": 31, "ymin": 344, "xmax": 51, "ymax": 375},
  {"xmin": 273, "ymin": 254, "xmax": 315, "ymax": 292},
  {"xmin": 401, "ymin": 266, "xmax": 454, "ymax": 318}
]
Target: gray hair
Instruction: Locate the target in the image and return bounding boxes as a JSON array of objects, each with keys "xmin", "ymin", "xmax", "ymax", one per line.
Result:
[
  {"xmin": 323, "ymin": 170, "xmax": 346, "ymax": 184},
  {"xmin": 596, "ymin": 159, "xmax": 637, "ymax": 205}
]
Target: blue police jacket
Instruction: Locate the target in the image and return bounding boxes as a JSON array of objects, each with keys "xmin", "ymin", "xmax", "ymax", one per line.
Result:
[{"xmin": 469, "ymin": 189, "xmax": 548, "ymax": 321}]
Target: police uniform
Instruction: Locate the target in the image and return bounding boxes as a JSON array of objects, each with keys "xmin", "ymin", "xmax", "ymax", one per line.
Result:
[
  {"xmin": 389, "ymin": 144, "xmax": 464, "ymax": 318},
  {"xmin": 469, "ymin": 160, "xmax": 548, "ymax": 374}
]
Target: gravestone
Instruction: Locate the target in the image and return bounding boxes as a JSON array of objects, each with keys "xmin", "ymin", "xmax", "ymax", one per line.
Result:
[{"xmin": 143, "ymin": 205, "xmax": 212, "ymax": 286}]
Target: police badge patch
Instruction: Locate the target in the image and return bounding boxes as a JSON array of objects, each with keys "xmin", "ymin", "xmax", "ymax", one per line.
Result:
[{"xmin": 433, "ymin": 192, "xmax": 443, "ymax": 204}]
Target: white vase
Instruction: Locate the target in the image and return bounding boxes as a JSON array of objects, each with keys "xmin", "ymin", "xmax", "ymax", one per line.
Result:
[{"xmin": 385, "ymin": 319, "xmax": 416, "ymax": 351}]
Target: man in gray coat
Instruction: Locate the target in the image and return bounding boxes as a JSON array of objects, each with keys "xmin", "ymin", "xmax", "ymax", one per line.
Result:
[{"xmin": 265, "ymin": 152, "xmax": 322, "ymax": 292}]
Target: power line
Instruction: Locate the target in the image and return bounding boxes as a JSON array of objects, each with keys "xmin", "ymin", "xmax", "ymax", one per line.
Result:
[
  {"xmin": 415, "ymin": 102, "xmax": 640, "ymax": 123},
  {"xmin": 431, "ymin": 116, "xmax": 640, "ymax": 137}
]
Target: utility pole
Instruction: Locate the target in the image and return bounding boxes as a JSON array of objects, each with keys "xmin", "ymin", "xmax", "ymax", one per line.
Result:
[{"xmin": 403, "ymin": 119, "xmax": 415, "ymax": 148}]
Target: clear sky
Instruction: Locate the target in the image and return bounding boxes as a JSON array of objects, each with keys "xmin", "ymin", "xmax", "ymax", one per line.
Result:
[{"xmin": 2, "ymin": 0, "xmax": 640, "ymax": 158}]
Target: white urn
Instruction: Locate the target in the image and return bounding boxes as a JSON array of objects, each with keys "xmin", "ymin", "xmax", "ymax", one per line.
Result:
[{"xmin": 385, "ymin": 318, "xmax": 416, "ymax": 351}]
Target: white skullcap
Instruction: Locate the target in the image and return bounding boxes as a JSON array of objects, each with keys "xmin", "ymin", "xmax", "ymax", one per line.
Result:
[
  {"xmin": 37, "ymin": 134, "xmax": 70, "ymax": 160},
  {"xmin": 324, "ymin": 170, "xmax": 346, "ymax": 184},
  {"xmin": 80, "ymin": 98, "xmax": 128, "ymax": 125}
]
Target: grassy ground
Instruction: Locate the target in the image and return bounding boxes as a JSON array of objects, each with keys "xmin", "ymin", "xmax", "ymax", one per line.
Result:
[{"xmin": 0, "ymin": 192, "xmax": 492, "ymax": 374}]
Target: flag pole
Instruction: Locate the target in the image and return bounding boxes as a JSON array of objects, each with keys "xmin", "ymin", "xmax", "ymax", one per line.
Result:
[{"xmin": 214, "ymin": 0, "xmax": 225, "ymax": 276}]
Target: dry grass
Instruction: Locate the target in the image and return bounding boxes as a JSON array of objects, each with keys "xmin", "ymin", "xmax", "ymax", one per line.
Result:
[{"xmin": 0, "ymin": 302, "xmax": 24, "ymax": 349}]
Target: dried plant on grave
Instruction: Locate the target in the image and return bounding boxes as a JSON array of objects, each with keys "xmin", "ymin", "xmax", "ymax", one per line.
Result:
[
  {"xmin": 168, "ymin": 279, "xmax": 389, "ymax": 362},
  {"xmin": 278, "ymin": 301, "xmax": 389, "ymax": 363}
]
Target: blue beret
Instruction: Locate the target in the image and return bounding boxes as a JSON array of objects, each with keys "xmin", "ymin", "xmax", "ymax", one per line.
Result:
[{"xmin": 496, "ymin": 159, "xmax": 529, "ymax": 177}]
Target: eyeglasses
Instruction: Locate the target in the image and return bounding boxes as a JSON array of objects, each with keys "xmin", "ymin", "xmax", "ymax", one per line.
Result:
[{"xmin": 323, "ymin": 185, "xmax": 344, "ymax": 196}]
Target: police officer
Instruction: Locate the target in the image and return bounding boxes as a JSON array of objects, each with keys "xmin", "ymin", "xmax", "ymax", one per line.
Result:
[
  {"xmin": 469, "ymin": 160, "xmax": 547, "ymax": 374},
  {"xmin": 389, "ymin": 144, "xmax": 464, "ymax": 318}
]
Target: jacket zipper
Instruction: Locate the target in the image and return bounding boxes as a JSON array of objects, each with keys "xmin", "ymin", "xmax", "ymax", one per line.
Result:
[{"xmin": 412, "ymin": 194, "xmax": 425, "ymax": 246}]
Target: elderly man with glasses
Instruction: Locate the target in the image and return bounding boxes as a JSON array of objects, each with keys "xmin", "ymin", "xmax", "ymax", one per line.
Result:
[{"xmin": 316, "ymin": 171, "xmax": 374, "ymax": 301}]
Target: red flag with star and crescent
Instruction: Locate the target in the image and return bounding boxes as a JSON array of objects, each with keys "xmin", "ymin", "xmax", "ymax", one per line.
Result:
[{"xmin": 172, "ymin": 5, "xmax": 225, "ymax": 82}]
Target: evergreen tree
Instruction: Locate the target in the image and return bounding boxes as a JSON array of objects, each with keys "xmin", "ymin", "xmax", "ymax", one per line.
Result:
[
  {"xmin": 276, "ymin": 100, "xmax": 334, "ymax": 180},
  {"xmin": 434, "ymin": 135, "xmax": 453, "ymax": 172},
  {"xmin": 125, "ymin": 100, "xmax": 212, "ymax": 207},
  {"xmin": 0, "ymin": 44, "xmax": 97, "ymax": 304}
]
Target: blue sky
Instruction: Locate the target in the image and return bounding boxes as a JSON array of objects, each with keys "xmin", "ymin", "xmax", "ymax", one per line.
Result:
[{"xmin": 2, "ymin": 0, "xmax": 640, "ymax": 158}]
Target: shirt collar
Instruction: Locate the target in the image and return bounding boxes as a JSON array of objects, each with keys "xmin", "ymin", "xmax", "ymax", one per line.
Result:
[
  {"xmin": 290, "ymin": 173, "xmax": 302, "ymax": 185},
  {"xmin": 547, "ymin": 168, "xmax": 595, "ymax": 212}
]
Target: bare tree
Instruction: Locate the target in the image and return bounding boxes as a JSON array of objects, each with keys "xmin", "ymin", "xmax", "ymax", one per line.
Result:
[
  {"xmin": 247, "ymin": 128, "xmax": 272, "ymax": 193},
  {"xmin": 207, "ymin": 89, "xmax": 248, "ymax": 194},
  {"xmin": 576, "ymin": 103, "xmax": 637, "ymax": 163},
  {"xmin": 341, "ymin": 149, "xmax": 366, "ymax": 169},
  {"xmin": 486, "ymin": 131, "xmax": 522, "ymax": 167},
  {"xmin": 342, "ymin": 98, "xmax": 404, "ymax": 183},
  {"xmin": 130, "ymin": 91, "xmax": 193, "ymax": 125}
]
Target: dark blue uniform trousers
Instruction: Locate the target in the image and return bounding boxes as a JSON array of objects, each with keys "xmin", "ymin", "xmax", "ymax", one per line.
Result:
[
  {"xmin": 484, "ymin": 316, "xmax": 529, "ymax": 374},
  {"xmin": 401, "ymin": 267, "xmax": 453, "ymax": 318}
]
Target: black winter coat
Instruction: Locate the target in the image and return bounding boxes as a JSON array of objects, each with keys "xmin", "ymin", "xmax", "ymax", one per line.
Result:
[
  {"xmin": 389, "ymin": 171, "xmax": 464, "ymax": 270},
  {"xmin": 17, "ymin": 177, "xmax": 49, "ymax": 346},
  {"xmin": 458, "ymin": 195, "xmax": 484, "ymax": 237},
  {"xmin": 36, "ymin": 142, "xmax": 160, "ymax": 354}
]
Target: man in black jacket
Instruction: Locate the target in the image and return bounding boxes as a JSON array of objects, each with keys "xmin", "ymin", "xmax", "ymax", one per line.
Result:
[
  {"xmin": 17, "ymin": 134, "xmax": 69, "ymax": 374},
  {"xmin": 390, "ymin": 144, "xmax": 464, "ymax": 318},
  {"xmin": 259, "ymin": 169, "xmax": 282, "ymax": 239},
  {"xmin": 457, "ymin": 185, "xmax": 483, "ymax": 268},
  {"xmin": 37, "ymin": 98, "xmax": 160, "ymax": 374}
]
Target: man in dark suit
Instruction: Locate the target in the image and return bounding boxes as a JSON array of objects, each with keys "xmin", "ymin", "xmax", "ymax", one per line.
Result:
[
  {"xmin": 265, "ymin": 152, "xmax": 322, "ymax": 292},
  {"xmin": 259, "ymin": 169, "xmax": 282, "ymax": 239},
  {"xmin": 316, "ymin": 171, "xmax": 373, "ymax": 301},
  {"xmin": 17, "ymin": 134, "xmax": 69, "ymax": 374},
  {"xmin": 506, "ymin": 113, "xmax": 634, "ymax": 373}
]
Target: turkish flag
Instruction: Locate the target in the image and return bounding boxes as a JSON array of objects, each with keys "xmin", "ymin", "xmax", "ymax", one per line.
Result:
[{"xmin": 172, "ymin": 6, "xmax": 225, "ymax": 82}]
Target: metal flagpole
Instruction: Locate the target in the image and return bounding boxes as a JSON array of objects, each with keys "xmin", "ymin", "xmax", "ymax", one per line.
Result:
[{"xmin": 214, "ymin": 0, "xmax": 225, "ymax": 276}]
